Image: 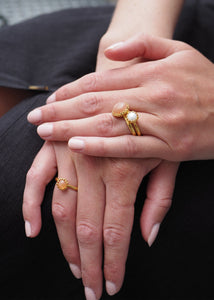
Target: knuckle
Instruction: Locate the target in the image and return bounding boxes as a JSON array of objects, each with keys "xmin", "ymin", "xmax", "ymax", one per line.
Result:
[
  {"xmin": 57, "ymin": 122, "xmax": 72, "ymax": 139},
  {"xmin": 77, "ymin": 222, "xmax": 100, "ymax": 246},
  {"xmin": 22, "ymin": 200, "xmax": 34, "ymax": 213},
  {"xmin": 26, "ymin": 166, "xmax": 41, "ymax": 184},
  {"xmin": 82, "ymin": 73, "xmax": 101, "ymax": 92},
  {"xmin": 147, "ymin": 196, "xmax": 172, "ymax": 211},
  {"xmin": 104, "ymin": 262, "xmax": 122, "ymax": 281},
  {"xmin": 108, "ymin": 159, "xmax": 129, "ymax": 181},
  {"xmin": 156, "ymin": 197, "xmax": 172, "ymax": 210},
  {"xmin": 123, "ymin": 135, "xmax": 139, "ymax": 157},
  {"xmin": 104, "ymin": 227, "xmax": 126, "ymax": 247},
  {"xmin": 90, "ymin": 138, "xmax": 108, "ymax": 156},
  {"xmin": 56, "ymin": 84, "xmax": 71, "ymax": 100},
  {"xmin": 81, "ymin": 266, "xmax": 101, "ymax": 286},
  {"xmin": 107, "ymin": 158, "xmax": 138, "ymax": 184},
  {"xmin": 161, "ymin": 110, "xmax": 184, "ymax": 133},
  {"xmin": 174, "ymin": 134, "xmax": 195, "ymax": 160},
  {"xmin": 80, "ymin": 93, "xmax": 102, "ymax": 115},
  {"xmin": 143, "ymin": 61, "xmax": 164, "ymax": 81},
  {"xmin": 45, "ymin": 103, "xmax": 58, "ymax": 120},
  {"xmin": 157, "ymin": 84, "xmax": 176, "ymax": 105},
  {"xmin": 147, "ymin": 62, "xmax": 162, "ymax": 76},
  {"xmin": 61, "ymin": 246, "xmax": 77, "ymax": 263},
  {"xmin": 97, "ymin": 113, "xmax": 114, "ymax": 136},
  {"xmin": 112, "ymin": 196, "xmax": 135, "ymax": 209},
  {"xmin": 52, "ymin": 202, "xmax": 70, "ymax": 222}
]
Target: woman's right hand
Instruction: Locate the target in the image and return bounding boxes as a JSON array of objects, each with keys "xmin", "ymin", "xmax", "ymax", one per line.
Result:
[{"xmin": 33, "ymin": 34, "xmax": 214, "ymax": 161}]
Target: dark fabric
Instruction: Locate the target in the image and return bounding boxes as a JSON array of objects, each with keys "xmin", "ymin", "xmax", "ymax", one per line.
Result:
[{"xmin": 0, "ymin": 1, "xmax": 214, "ymax": 299}]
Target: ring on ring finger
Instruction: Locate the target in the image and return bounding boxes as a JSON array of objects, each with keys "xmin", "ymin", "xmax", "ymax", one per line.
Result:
[
  {"xmin": 56, "ymin": 177, "xmax": 78, "ymax": 191},
  {"xmin": 112, "ymin": 102, "xmax": 141, "ymax": 136}
]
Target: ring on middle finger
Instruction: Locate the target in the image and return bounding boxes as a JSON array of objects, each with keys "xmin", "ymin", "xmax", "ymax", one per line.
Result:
[{"xmin": 112, "ymin": 102, "xmax": 141, "ymax": 136}]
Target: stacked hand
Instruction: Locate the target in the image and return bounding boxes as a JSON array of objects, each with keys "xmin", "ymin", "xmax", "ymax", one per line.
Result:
[{"xmin": 23, "ymin": 34, "xmax": 214, "ymax": 300}]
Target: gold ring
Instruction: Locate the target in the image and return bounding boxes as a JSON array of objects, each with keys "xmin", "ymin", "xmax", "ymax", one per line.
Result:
[
  {"xmin": 112, "ymin": 102, "xmax": 141, "ymax": 136},
  {"xmin": 55, "ymin": 177, "xmax": 78, "ymax": 191}
]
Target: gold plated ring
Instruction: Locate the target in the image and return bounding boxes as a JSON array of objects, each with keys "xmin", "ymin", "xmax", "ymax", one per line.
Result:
[
  {"xmin": 112, "ymin": 102, "xmax": 141, "ymax": 136},
  {"xmin": 55, "ymin": 177, "xmax": 78, "ymax": 191}
]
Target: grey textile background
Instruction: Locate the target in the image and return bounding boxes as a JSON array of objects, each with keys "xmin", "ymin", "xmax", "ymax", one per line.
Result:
[{"xmin": 0, "ymin": 0, "xmax": 116, "ymax": 26}]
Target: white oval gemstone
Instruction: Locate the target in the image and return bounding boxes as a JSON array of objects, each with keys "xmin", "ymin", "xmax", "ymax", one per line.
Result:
[{"xmin": 127, "ymin": 111, "xmax": 137, "ymax": 122}]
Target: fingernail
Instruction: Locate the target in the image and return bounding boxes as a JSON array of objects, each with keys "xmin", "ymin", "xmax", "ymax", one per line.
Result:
[
  {"xmin": 68, "ymin": 138, "xmax": 85, "ymax": 150},
  {"xmin": 106, "ymin": 41, "xmax": 124, "ymax": 50},
  {"xmin": 148, "ymin": 223, "xmax": 160, "ymax": 247},
  {"xmin": 25, "ymin": 220, "xmax": 32, "ymax": 237},
  {"xmin": 46, "ymin": 93, "xmax": 56, "ymax": 103},
  {"xmin": 69, "ymin": 263, "xmax": 81, "ymax": 279},
  {"xmin": 106, "ymin": 281, "xmax": 117, "ymax": 296},
  {"xmin": 27, "ymin": 109, "xmax": 42, "ymax": 124},
  {"xmin": 37, "ymin": 123, "xmax": 53, "ymax": 137},
  {"xmin": 84, "ymin": 287, "xmax": 97, "ymax": 300}
]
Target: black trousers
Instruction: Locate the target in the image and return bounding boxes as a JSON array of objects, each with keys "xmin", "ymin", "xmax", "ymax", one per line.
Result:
[{"xmin": 0, "ymin": 1, "xmax": 214, "ymax": 299}]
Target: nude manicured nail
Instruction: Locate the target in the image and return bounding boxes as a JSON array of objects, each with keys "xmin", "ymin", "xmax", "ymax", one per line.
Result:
[
  {"xmin": 84, "ymin": 287, "xmax": 97, "ymax": 300},
  {"xmin": 148, "ymin": 223, "xmax": 160, "ymax": 247},
  {"xmin": 69, "ymin": 263, "xmax": 81, "ymax": 279},
  {"xmin": 106, "ymin": 41, "xmax": 124, "ymax": 50},
  {"xmin": 68, "ymin": 138, "xmax": 85, "ymax": 150},
  {"xmin": 27, "ymin": 109, "xmax": 42, "ymax": 124},
  {"xmin": 37, "ymin": 123, "xmax": 53, "ymax": 137},
  {"xmin": 106, "ymin": 281, "xmax": 117, "ymax": 296},
  {"xmin": 46, "ymin": 93, "xmax": 56, "ymax": 103},
  {"xmin": 25, "ymin": 220, "xmax": 32, "ymax": 237}
]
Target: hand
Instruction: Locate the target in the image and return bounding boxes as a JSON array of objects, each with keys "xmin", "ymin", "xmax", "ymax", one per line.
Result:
[
  {"xmin": 29, "ymin": 34, "xmax": 214, "ymax": 161},
  {"xmin": 23, "ymin": 141, "xmax": 178, "ymax": 299},
  {"xmin": 25, "ymin": 34, "xmax": 183, "ymax": 299}
]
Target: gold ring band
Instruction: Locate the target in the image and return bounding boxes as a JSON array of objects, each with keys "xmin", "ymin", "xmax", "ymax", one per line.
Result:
[
  {"xmin": 112, "ymin": 102, "xmax": 141, "ymax": 136},
  {"xmin": 55, "ymin": 177, "xmax": 78, "ymax": 191}
]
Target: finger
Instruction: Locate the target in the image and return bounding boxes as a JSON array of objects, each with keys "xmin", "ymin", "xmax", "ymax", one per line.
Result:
[
  {"xmin": 47, "ymin": 67, "xmax": 143, "ymax": 103},
  {"xmin": 105, "ymin": 33, "xmax": 190, "ymax": 62},
  {"xmin": 68, "ymin": 135, "xmax": 172, "ymax": 160},
  {"xmin": 23, "ymin": 142, "xmax": 57, "ymax": 237},
  {"xmin": 36, "ymin": 112, "xmax": 159, "ymax": 141},
  {"xmin": 51, "ymin": 142, "xmax": 81, "ymax": 279},
  {"xmin": 140, "ymin": 161, "xmax": 179, "ymax": 246},
  {"xmin": 75, "ymin": 155, "xmax": 105, "ymax": 300},
  {"xmin": 103, "ymin": 158, "xmax": 160, "ymax": 296},
  {"xmin": 27, "ymin": 87, "xmax": 155, "ymax": 125},
  {"xmin": 104, "ymin": 183, "xmax": 135, "ymax": 295}
]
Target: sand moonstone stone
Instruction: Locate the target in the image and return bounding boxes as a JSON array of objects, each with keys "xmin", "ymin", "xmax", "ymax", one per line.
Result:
[
  {"xmin": 58, "ymin": 179, "xmax": 68, "ymax": 190},
  {"xmin": 112, "ymin": 102, "xmax": 129, "ymax": 117}
]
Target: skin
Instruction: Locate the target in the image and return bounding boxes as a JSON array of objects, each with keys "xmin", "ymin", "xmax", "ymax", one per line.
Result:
[
  {"xmin": 23, "ymin": 1, "xmax": 184, "ymax": 299},
  {"xmin": 26, "ymin": 34, "xmax": 214, "ymax": 299},
  {"xmin": 35, "ymin": 34, "xmax": 214, "ymax": 161}
]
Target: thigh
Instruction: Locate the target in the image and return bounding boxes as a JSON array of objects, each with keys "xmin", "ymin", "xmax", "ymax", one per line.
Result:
[
  {"xmin": 0, "ymin": 93, "xmax": 85, "ymax": 299},
  {"xmin": 0, "ymin": 6, "xmax": 113, "ymax": 299},
  {"xmin": 0, "ymin": 87, "xmax": 34, "ymax": 116}
]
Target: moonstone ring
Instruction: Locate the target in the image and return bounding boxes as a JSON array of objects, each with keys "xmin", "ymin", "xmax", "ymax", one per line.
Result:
[
  {"xmin": 56, "ymin": 177, "xmax": 78, "ymax": 191},
  {"xmin": 112, "ymin": 102, "xmax": 141, "ymax": 136}
]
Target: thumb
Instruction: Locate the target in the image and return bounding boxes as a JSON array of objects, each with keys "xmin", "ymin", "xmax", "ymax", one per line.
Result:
[
  {"xmin": 140, "ymin": 161, "xmax": 179, "ymax": 247},
  {"xmin": 23, "ymin": 142, "xmax": 57, "ymax": 237},
  {"xmin": 105, "ymin": 33, "xmax": 189, "ymax": 62}
]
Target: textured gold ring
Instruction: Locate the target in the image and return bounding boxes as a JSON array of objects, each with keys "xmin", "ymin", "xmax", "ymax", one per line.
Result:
[
  {"xmin": 55, "ymin": 177, "xmax": 78, "ymax": 191},
  {"xmin": 112, "ymin": 102, "xmax": 141, "ymax": 136}
]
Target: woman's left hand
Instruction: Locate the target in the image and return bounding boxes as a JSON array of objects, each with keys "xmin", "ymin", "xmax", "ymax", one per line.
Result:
[
  {"xmin": 29, "ymin": 34, "xmax": 214, "ymax": 161},
  {"xmin": 23, "ymin": 140, "xmax": 178, "ymax": 299}
]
